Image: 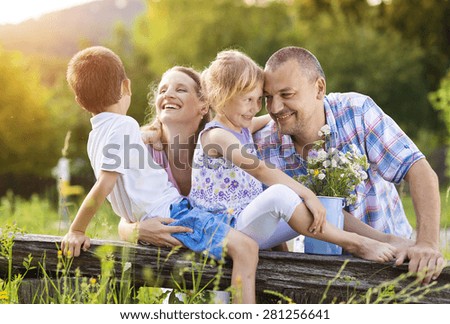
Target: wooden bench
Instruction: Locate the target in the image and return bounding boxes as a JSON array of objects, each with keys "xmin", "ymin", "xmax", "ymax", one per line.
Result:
[{"xmin": 1, "ymin": 234, "xmax": 449, "ymax": 303}]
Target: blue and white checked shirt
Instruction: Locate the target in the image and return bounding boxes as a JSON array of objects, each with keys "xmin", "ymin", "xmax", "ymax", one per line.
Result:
[{"xmin": 253, "ymin": 92, "xmax": 424, "ymax": 237}]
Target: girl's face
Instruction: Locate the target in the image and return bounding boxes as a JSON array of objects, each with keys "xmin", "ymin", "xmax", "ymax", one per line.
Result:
[
  {"xmin": 220, "ymin": 83, "xmax": 263, "ymax": 132},
  {"xmin": 156, "ymin": 70, "xmax": 205, "ymax": 127}
]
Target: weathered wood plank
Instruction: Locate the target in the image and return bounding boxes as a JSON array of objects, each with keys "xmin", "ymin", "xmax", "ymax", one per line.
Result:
[{"xmin": 1, "ymin": 234, "xmax": 449, "ymax": 303}]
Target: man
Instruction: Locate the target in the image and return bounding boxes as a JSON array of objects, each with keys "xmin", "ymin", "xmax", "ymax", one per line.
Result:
[{"xmin": 254, "ymin": 46, "xmax": 444, "ymax": 284}]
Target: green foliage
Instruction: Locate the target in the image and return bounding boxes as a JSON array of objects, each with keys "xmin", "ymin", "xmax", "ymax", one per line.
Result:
[
  {"xmin": 375, "ymin": 0, "xmax": 450, "ymax": 91},
  {"xmin": 0, "ymin": 224, "xmax": 225, "ymax": 304},
  {"xmin": 430, "ymin": 71, "xmax": 450, "ymax": 177},
  {"xmin": 0, "ymin": 47, "xmax": 61, "ymax": 176},
  {"xmin": 0, "ymin": 191, "xmax": 119, "ymax": 239},
  {"xmin": 294, "ymin": 1, "xmax": 430, "ymax": 135},
  {"xmin": 1, "ymin": 0, "xmax": 449, "ymax": 192}
]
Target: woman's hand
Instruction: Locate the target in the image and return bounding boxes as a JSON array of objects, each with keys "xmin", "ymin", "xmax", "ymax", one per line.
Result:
[{"xmin": 138, "ymin": 217, "xmax": 193, "ymax": 247}]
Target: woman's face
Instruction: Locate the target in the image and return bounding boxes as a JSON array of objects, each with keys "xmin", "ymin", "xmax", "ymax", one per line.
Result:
[{"xmin": 155, "ymin": 70, "xmax": 205, "ymax": 127}]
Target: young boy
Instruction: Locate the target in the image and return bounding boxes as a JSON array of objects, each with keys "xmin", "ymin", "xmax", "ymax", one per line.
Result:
[{"xmin": 61, "ymin": 46, "xmax": 258, "ymax": 303}]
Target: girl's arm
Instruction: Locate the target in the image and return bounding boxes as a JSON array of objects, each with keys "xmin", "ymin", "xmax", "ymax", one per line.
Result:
[
  {"xmin": 202, "ymin": 128, "xmax": 326, "ymax": 233},
  {"xmin": 61, "ymin": 170, "xmax": 118, "ymax": 257},
  {"xmin": 249, "ymin": 114, "xmax": 272, "ymax": 134}
]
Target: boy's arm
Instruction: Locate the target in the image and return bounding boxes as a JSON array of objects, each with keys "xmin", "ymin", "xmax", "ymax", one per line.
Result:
[
  {"xmin": 249, "ymin": 114, "xmax": 272, "ymax": 134},
  {"xmin": 202, "ymin": 129, "xmax": 326, "ymax": 233},
  {"xmin": 61, "ymin": 170, "xmax": 119, "ymax": 257}
]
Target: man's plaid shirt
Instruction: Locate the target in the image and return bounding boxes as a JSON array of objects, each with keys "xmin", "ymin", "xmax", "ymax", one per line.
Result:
[{"xmin": 253, "ymin": 92, "xmax": 424, "ymax": 237}]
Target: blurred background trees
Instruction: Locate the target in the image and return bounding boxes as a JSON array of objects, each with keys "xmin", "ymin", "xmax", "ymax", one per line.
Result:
[{"xmin": 0, "ymin": 0, "xmax": 449, "ymax": 198}]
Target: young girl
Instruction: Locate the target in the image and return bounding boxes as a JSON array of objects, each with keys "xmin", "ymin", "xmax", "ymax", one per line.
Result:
[{"xmin": 190, "ymin": 50, "xmax": 397, "ymax": 262}]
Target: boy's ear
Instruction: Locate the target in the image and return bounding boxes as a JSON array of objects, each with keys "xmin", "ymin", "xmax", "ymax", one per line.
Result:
[
  {"xmin": 122, "ymin": 78, "xmax": 132, "ymax": 96},
  {"xmin": 75, "ymin": 96, "xmax": 83, "ymax": 107},
  {"xmin": 75, "ymin": 96, "xmax": 89, "ymax": 113}
]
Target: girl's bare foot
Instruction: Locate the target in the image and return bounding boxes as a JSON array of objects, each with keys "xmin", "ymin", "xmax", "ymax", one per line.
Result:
[{"xmin": 346, "ymin": 236, "xmax": 397, "ymax": 263}]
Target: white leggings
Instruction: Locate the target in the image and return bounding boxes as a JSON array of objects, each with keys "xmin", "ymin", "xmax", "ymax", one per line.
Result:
[{"xmin": 235, "ymin": 184, "xmax": 302, "ymax": 249}]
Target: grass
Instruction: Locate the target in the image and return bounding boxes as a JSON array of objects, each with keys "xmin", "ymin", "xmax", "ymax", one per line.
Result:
[
  {"xmin": 0, "ymin": 224, "xmax": 226, "ymax": 304},
  {"xmin": 0, "ymin": 190, "xmax": 119, "ymax": 240},
  {"xmin": 400, "ymin": 188, "xmax": 450, "ymax": 258},
  {"xmin": 0, "ymin": 189, "xmax": 448, "ymax": 304},
  {"xmin": 401, "ymin": 189, "xmax": 450, "ymax": 229}
]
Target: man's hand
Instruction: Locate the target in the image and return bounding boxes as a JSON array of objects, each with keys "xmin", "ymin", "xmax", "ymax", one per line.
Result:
[
  {"xmin": 395, "ymin": 242, "xmax": 446, "ymax": 284},
  {"xmin": 61, "ymin": 230, "xmax": 91, "ymax": 257},
  {"xmin": 137, "ymin": 217, "xmax": 192, "ymax": 248}
]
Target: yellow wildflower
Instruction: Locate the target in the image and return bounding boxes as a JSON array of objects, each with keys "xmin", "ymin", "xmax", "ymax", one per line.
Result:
[{"xmin": 0, "ymin": 291, "xmax": 8, "ymax": 300}]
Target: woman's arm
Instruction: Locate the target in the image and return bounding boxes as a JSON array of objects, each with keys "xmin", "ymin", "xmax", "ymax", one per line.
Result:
[{"xmin": 118, "ymin": 217, "xmax": 193, "ymax": 247}]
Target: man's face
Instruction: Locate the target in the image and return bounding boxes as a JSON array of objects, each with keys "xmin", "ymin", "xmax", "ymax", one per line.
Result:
[{"xmin": 263, "ymin": 59, "xmax": 323, "ymax": 136}]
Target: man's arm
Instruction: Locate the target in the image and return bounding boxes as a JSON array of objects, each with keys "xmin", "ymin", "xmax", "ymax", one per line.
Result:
[
  {"xmin": 249, "ymin": 114, "xmax": 272, "ymax": 134},
  {"xmin": 396, "ymin": 159, "xmax": 445, "ymax": 284},
  {"xmin": 61, "ymin": 170, "xmax": 118, "ymax": 257}
]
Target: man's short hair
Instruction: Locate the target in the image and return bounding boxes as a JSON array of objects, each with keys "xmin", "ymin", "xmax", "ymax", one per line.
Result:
[
  {"xmin": 265, "ymin": 46, "xmax": 325, "ymax": 81},
  {"xmin": 66, "ymin": 46, "xmax": 127, "ymax": 113}
]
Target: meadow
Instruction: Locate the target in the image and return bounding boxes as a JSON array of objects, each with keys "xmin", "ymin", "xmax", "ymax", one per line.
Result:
[{"xmin": 1, "ymin": 189, "xmax": 449, "ymax": 304}]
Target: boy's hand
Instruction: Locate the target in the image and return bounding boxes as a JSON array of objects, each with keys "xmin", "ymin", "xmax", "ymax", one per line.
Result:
[
  {"xmin": 61, "ymin": 230, "xmax": 91, "ymax": 257},
  {"xmin": 303, "ymin": 194, "xmax": 326, "ymax": 234}
]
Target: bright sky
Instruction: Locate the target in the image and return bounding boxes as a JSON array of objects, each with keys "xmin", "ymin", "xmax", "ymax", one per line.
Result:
[{"xmin": 0, "ymin": 0, "xmax": 97, "ymax": 25}]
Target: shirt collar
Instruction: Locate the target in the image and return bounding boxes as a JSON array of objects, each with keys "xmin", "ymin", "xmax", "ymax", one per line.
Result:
[{"xmin": 324, "ymin": 97, "xmax": 339, "ymax": 147}]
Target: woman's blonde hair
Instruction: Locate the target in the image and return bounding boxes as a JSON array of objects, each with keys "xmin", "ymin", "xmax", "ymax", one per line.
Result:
[{"xmin": 201, "ymin": 50, "xmax": 263, "ymax": 113}]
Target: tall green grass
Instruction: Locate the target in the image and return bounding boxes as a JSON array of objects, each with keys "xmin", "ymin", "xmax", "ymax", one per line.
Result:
[
  {"xmin": 0, "ymin": 190, "xmax": 448, "ymax": 304},
  {"xmin": 0, "ymin": 190, "xmax": 119, "ymax": 240}
]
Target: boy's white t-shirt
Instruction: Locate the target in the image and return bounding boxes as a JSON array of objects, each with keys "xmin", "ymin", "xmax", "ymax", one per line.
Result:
[{"xmin": 88, "ymin": 112, "xmax": 182, "ymax": 222}]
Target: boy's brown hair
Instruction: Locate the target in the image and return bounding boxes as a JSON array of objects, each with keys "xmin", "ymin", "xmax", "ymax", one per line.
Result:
[{"xmin": 66, "ymin": 46, "xmax": 127, "ymax": 114}]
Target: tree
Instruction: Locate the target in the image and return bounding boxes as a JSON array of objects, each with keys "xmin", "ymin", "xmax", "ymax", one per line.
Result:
[
  {"xmin": 430, "ymin": 70, "xmax": 450, "ymax": 177},
  {"xmin": 289, "ymin": 1, "xmax": 432, "ymax": 137},
  {"xmin": 0, "ymin": 47, "xmax": 61, "ymax": 176},
  {"xmin": 375, "ymin": 0, "xmax": 450, "ymax": 91}
]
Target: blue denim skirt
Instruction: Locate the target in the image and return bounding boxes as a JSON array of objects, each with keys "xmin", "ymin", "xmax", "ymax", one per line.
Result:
[{"xmin": 169, "ymin": 198, "xmax": 231, "ymax": 259}]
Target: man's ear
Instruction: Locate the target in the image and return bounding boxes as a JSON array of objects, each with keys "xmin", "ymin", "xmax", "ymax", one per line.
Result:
[
  {"xmin": 122, "ymin": 78, "xmax": 132, "ymax": 96},
  {"xmin": 316, "ymin": 77, "xmax": 326, "ymax": 100}
]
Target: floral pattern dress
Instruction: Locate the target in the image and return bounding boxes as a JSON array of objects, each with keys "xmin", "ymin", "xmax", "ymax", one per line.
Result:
[{"xmin": 189, "ymin": 121, "xmax": 264, "ymax": 225}]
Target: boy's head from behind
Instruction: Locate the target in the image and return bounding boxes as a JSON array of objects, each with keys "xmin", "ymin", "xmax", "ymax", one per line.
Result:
[
  {"xmin": 66, "ymin": 46, "xmax": 127, "ymax": 114},
  {"xmin": 201, "ymin": 50, "xmax": 263, "ymax": 114}
]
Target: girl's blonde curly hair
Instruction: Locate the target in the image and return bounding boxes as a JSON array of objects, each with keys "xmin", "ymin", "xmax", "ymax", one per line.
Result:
[{"xmin": 201, "ymin": 50, "xmax": 263, "ymax": 114}]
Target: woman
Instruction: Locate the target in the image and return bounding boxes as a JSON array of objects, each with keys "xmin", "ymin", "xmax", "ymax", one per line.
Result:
[{"xmin": 118, "ymin": 66, "xmax": 210, "ymax": 246}]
